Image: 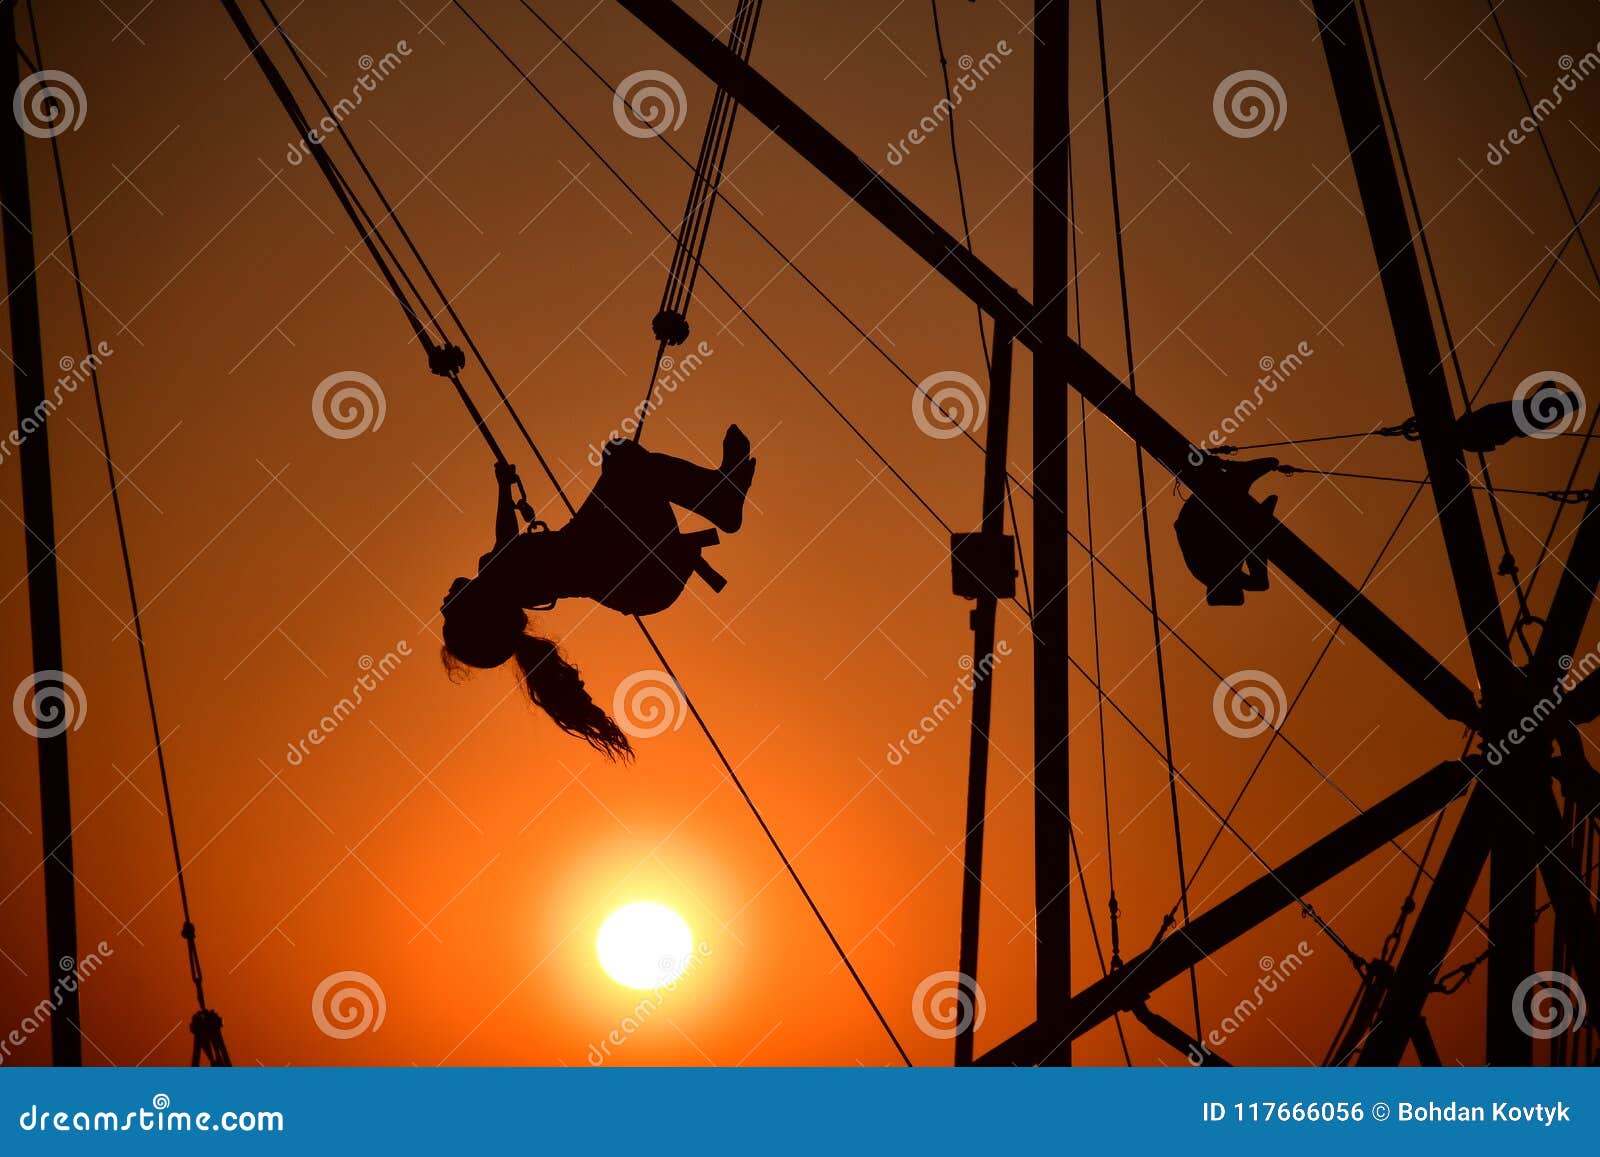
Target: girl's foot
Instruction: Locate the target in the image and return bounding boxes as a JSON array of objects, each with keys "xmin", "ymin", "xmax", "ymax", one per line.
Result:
[
  {"xmin": 721, "ymin": 424, "xmax": 751, "ymax": 471},
  {"xmin": 713, "ymin": 425, "xmax": 756, "ymax": 533}
]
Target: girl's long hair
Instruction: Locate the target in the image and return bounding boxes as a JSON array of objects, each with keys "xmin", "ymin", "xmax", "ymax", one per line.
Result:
[
  {"xmin": 509, "ymin": 632, "xmax": 633, "ymax": 762},
  {"xmin": 442, "ymin": 603, "xmax": 633, "ymax": 762}
]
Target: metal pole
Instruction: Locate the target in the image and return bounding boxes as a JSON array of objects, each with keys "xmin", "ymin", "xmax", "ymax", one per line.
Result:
[
  {"xmin": 954, "ymin": 326, "xmax": 1016, "ymax": 1066},
  {"xmin": 1032, "ymin": 0, "xmax": 1072, "ymax": 1065},
  {"xmin": 0, "ymin": 7, "xmax": 82, "ymax": 1066}
]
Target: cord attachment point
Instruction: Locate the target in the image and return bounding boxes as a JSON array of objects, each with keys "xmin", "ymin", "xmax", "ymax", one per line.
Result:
[
  {"xmin": 651, "ymin": 309, "xmax": 690, "ymax": 346},
  {"xmin": 427, "ymin": 341, "xmax": 466, "ymax": 378}
]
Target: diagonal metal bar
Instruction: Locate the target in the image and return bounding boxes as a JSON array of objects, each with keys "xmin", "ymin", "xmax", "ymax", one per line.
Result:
[
  {"xmin": 611, "ymin": 0, "xmax": 1480, "ymax": 727},
  {"xmin": 1314, "ymin": 0, "xmax": 1511, "ymax": 696},
  {"xmin": 977, "ymin": 757, "xmax": 1480, "ymax": 1064}
]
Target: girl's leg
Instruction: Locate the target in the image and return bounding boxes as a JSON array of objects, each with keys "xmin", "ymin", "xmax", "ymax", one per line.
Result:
[{"xmin": 633, "ymin": 425, "xmax": 755, "ymax": 533}]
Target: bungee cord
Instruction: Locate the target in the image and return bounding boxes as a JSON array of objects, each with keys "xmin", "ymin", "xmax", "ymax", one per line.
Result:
[
  {"xmin": 231, "ymin": 0, "xmax": 911, "ymax": 1064},
  {"xmin": 28, "ymin": 0, "xmax": 230, "ymax": 1064}
]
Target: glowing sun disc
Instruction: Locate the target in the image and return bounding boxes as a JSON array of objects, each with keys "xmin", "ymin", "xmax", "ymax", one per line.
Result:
[{"xmin": 596, "ymin": 902, "xmax": 694, "ymax": 989}]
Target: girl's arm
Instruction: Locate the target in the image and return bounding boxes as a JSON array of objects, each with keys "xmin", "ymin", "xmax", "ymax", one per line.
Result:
[{"xmin": 493, "ymin": 461, "xmax": 519, "ymax": 551}]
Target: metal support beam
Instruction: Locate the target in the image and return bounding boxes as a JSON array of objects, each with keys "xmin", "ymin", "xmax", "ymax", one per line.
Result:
[
  {"xmin": 1132, "ymin": 1002, "xmax": 1231, "ymax": 1067},
  {"xmin": 1312, "ymin": 0, "xmax": 1509, "ymax": 695},
  {"xmin": 1031, "ymin": 0, "xmax": 1072, "ymax": 1066},
  {"xmin": 978, "ymin": 757, "xmax": 1479, "ymax": 1063},
  {"xmin": 1357, "ymin": 786, "xmax": 1493, "ymax": 1064},
  {"xmin": 1314, "ymin": 0, "xmax": 1527, "ymax": 1064},
  {"xmin": 953, "ymin": 325, "xmax": 1016, "ymax": 1066},
  {"xmin": 1412, "ymin": 1018, "xmax": 1444, "ymax": 1066},
  {"xmin": 0, "ymin": 10, "xmax": 83, "ymax": 1066},
  {"xmin": 611, "ymin": 0, "xmax": 1480, "ymax": 730}
]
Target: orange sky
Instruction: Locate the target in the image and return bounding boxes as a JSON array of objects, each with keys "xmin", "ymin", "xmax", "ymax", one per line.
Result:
[{"xmin": 3, "ymin": 0, "xmax": 1599, "ymax": 1067}]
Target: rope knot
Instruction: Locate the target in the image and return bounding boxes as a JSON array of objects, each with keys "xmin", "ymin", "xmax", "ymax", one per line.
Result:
[{"xmin": 180, "ymin": 921, "xmax": 196, "ymax": 942}]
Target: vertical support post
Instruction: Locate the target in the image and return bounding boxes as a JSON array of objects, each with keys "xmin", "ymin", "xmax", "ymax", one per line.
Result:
[
  {"xmin": 1031, "ymin": 0, "xmax": 1073, "ymax": 1065},
  {"xmin": 0, "ymin": 9, "xmax": 83, "ymax": 1066},
  {"xmin": 954, "ymin": 325, "xmax": 1016, "ymax": 1067}
]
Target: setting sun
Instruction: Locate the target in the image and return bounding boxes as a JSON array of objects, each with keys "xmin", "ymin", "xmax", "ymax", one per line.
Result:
[{"xmin": 596, "ymin": 902, "xmax": 695, "ymax": 990}]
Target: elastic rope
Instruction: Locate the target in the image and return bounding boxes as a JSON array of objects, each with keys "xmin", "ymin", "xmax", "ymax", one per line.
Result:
[
  {"xmin": 30, "ymin": 0, "xmax": 214, "ymax": 1018},
  {"xmin": 1093, "ymin": 0, "xmax": 1201, "ymax": 1035}
]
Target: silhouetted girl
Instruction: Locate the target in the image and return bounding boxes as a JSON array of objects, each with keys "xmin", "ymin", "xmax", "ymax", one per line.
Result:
[{"xmin": 441, "ymin": 425, "xmax": 756, "ymax": 760}]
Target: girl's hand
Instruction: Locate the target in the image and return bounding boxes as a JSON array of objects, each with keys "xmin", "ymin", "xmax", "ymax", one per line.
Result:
[{"xmin": 494, "ymin": 461, "xmax": 519, "ymax": 488}]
